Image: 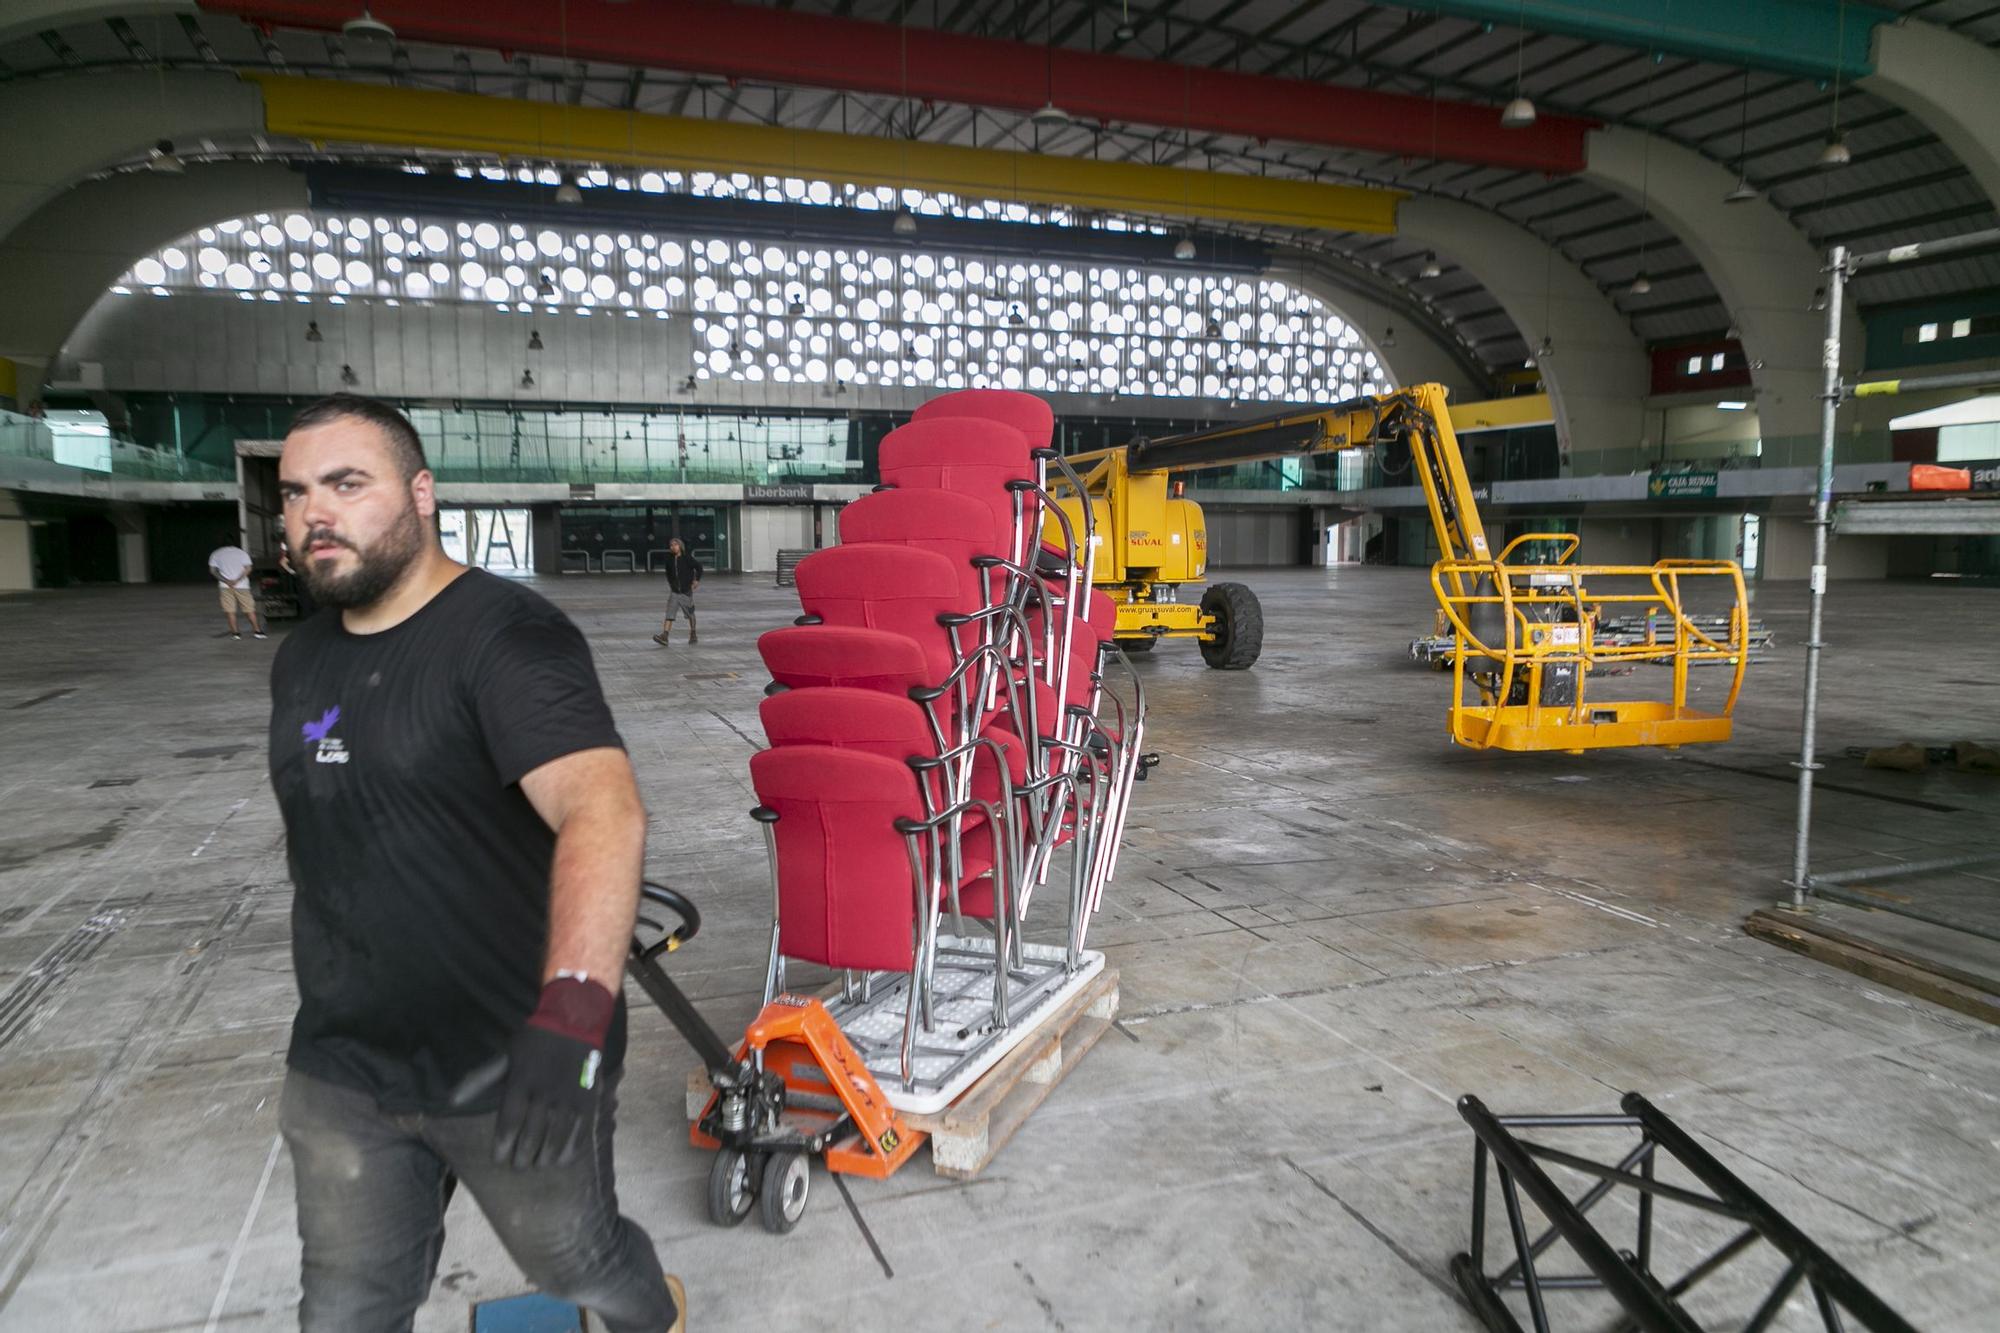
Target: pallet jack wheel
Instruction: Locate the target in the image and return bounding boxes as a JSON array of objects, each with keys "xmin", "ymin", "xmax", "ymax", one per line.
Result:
[
  {"xmin": 706, "ymin": 1148, "xmax": 758, "ymax": 1227},
  {"xmin": 758, "ymin": 1150, "xmax": 811, "ymax": 1234}
]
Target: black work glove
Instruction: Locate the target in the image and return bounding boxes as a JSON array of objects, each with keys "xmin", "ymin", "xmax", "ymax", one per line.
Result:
[{"xmin": 491, "ymin": 976, "xmax": 616, "ymax": 1170}]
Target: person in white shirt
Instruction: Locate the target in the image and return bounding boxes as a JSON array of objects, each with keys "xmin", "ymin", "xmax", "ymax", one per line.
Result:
[{"xmin": 208, "ymin": 540, "xmax": 267, "ymax": 640}]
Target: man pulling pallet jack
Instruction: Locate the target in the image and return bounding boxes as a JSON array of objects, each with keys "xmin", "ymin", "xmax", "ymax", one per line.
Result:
[{"xmin": 267, "ymin": 394, "xmax": 684, "ymax": 1332}]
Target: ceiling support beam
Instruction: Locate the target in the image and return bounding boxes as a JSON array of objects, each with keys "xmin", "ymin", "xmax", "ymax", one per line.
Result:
[
  {"xmin": 247, "ymin": 73, "xmax": 1406, "ymax": 234},
  {"xmin": 196, "ymin": 0, "xmax": 1595, "ymax": 173}
]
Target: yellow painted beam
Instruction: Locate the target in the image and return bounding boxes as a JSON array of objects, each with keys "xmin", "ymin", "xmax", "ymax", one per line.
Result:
[
  {"xmin": 1448, "ymin": 393, "xmax": 1553, "ymax": 432},
  {"xmin": 247, "ymin": 74, "xmax": 1401, "ymax": 235}
]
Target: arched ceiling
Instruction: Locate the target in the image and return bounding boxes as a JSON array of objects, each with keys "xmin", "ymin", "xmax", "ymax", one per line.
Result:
[{"xmin": 4, "ymin": 1, "xmax": 1998, "ymax": 379}]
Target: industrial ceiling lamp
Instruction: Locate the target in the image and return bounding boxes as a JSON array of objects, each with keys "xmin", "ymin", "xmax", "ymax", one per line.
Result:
[
  {"xmin": 1418, "ymin": 251, "xmax": 1442, "ymax": 279},
  {"xmin": 1537, "ymin": 334, "xmax": 1554, "ymax": 360},
  {"xmin": 1628, "ymin": 272, "xmax": 1653, "ymax": 296},
  {"xmin": 1382, "ymin": 325, "xmax": 1398, "ymax": 349},
  {"xmin": 1724, "ymin": 68, "xmax": 1757, "ymax": 203},
  {"xmin": 305, "ymin": 320, "xmax": 323, "ymax": 343},
  {"xmin": 342, "ymin": 7, "xmax": 395, "ymax": 43},
  {"xmin": 1114, "ymin": 0, "xmax": 1136, "ymax": 42},
  {"xmin": 521, "ymin": 368, "xmax": 536, "ymax": 389},
  {"xmin": 554, "ymin": 172, "xmax": 583, "ymax": 204},
  {"xmin": 1499, "ymin": 15, "xmax": 1535, "ymax": 129},
  {"xmin": 1032, "ymin": 1, "xmax": 1069, "ymax": 127},
  {"xmin": 527, "ymin": 329, "xmax": 544, "ymax": 350},
  {"xmin": 892, "ymin": 207, "xmax": 918, "ymax": 236},
  {"xmin": 339, "ymin": 363, "xmax": 359, "ymax": 386},
  {"xmin": 1819, "ymin": 8, "xmax": 1851, "ymax": 170},
  {"xmin": 1173, "ymin": 234, "xmax": 1197, "ymax": 261},
  {"xmin": 147, "ymin": 138, "xmax": 183, "ymax": 174}
]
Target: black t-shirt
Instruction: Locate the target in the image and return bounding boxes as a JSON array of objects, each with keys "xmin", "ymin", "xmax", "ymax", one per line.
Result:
[
  {"xmin": 268, "ymin": 570, "xmax": 628, "ymax": 1114},
  {"xmin": 665, "ymin": 552, "xmax": 702, "ymax": 595}
]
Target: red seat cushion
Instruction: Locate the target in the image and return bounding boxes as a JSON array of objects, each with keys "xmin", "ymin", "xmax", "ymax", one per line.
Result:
[
  {"xmin": 911, "ymin": 388, "xmax": 1054, "ymax": 450},
  {"xmin": 750, "ymin": 746, "xmax": 926, "ymax": 973},
  {"xmin": 793, "ymin": 544, "xmax": 971, "ymax": 685},
  {"xmin": 760, "ymin": 686, "xmax": 950, "ymax": 807},
  {"xmin": 757, "ymin": 625, "xmax": 934, "ymax": 693},
  {"xmin": 837, "ymin": 487, "xmax": 1005, "ymax": 611},
  {"xmin": 879, "ymin": 418, "xmax": 1039, "ymax": 561}
]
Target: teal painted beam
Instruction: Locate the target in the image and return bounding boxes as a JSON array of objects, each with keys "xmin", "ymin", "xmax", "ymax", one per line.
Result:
[{"xmin": 1420, "ymin": 1, "xmax": 1894, "ymax": 80}]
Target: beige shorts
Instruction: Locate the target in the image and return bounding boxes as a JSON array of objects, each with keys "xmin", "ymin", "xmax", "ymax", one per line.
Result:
[
  {"xmin": 665, "ymin": 591, "xmax": 696, "ymax": 619},
  {"xmin": 220, "ymin": 586, "xmax": 257, "ymax": 614}
]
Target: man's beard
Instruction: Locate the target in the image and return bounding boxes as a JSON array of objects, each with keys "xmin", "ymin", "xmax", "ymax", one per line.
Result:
[{"xmin": 299, "ymin": 504, "xmax": 426, "ymax": 610}]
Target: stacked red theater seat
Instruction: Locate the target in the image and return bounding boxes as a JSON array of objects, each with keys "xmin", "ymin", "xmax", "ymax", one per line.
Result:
[{"xmin": 745, "ymin": 388, "xmax": 1146, "ymax": 1086}]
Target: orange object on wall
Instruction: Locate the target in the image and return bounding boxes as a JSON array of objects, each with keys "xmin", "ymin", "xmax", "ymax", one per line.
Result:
[{"xmin": 1911, "ymin": 463, "xmax": 1972, "ymax": 491}]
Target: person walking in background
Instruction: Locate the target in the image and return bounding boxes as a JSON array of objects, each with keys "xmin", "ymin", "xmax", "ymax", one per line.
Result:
[
  {"xmin": 652, "ymin": 537, "xmax": 702, "ymax": 646},
  {"xmin": 209, "ymin": 537, "xmax": 266, "ymax": 640}
]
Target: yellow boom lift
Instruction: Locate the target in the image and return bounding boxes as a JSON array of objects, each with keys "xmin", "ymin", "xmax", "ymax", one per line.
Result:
[{"xmin": 1044, "ymin": 383, "xmax": 1750, "ymax": 752}]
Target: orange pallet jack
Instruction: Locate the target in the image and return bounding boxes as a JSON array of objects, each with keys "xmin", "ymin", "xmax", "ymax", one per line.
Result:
[{"xmin": 625, "ymin": 883, "xmax": 924, "ymax": 1233}]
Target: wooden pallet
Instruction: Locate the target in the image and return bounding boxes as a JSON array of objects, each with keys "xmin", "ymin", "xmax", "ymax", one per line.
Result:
[
  {"xmin": 683, "ymin": 966, "xmax": 1121, "ymax": 1179},
  {"xmin": 903, "ymin": 964, "xmax": 1119, "ymax": 1179},
  {"xmin": 1745, "ymin": 908, "xmax": 2000, "ymax": 1025}
]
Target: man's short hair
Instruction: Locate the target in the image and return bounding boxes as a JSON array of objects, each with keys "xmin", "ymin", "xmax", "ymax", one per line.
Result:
[{"xmin": 287, "ymin": 393, "xmax": 428, "ymax": 480}]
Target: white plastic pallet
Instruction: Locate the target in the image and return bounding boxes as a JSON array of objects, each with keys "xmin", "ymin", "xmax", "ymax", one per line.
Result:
[{"xmin": 821, "ymin": 935, "xmax": 1106, "ymax": 1116}]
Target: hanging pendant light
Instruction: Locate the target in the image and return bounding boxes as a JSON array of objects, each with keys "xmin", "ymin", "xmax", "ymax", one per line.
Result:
[
  {"xmin": 1173, "ymin": 234, "xmax": 1197, "ymax": 261},
  {"xmin": 1724, "ymin": 69, "xmax": 1757, "ymax": 204},
  {"xmin": 1381, "ymin": 325, "xmax": 1398, "ymax": 349},
  {"xmin": 892, "ymin": 208, "xmax": 918, "ymax": 236},
  {"xmin": 342, "ymin": 8, "xmax": 395, "ymax": 42},
  {"xmin": 1629, "ymin": 272, "xmax": 1653, "ymax": 296},
  {"xmin": 1113, "ymin": 0, "xmax": 1136, "ymax": 41},
  {"xmin": 1816, "ymin": 132, "xmax": 1851, "ymax": 169},
  {"xmin": 1031, "ymin": 101, "xmax": 1071, "ymax": 127},
  {"xmin": 1418, "ymin": 251, "xmax": 1442, "ymax": 279},
  {"xmin": 527, "ymin": 329, "xmax": 544, "ymax": 351},
  {"xmin": 554, "ymin": 173, "xmax": 583, "ymax": 204},
  {"xmin": 147, "ymin": 138, "xmax": 183, "ymax": 174},
  {"xmin": 1500, "ymin": 95, "xmax": 1537, "ymax": 129},
  {"xmin": 1500, "ymin": 22, "xmax": 1534, "ymax": 129}
]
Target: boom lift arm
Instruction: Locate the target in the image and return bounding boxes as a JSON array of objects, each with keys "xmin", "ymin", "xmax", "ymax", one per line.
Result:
[{"xmin": 1045, "ymin": 383, "xmax": 1750, "ymax": 751}]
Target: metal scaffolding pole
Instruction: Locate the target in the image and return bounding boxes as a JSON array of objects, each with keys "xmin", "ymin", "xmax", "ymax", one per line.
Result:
[{"xmin": 1789, "ymin": 245, "xmax": 1846, "ymax": 907}]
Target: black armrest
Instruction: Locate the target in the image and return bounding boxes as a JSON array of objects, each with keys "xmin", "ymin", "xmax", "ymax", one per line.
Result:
[
  {"xmin": 750, "ymin": 805, "xmax": 779, "ymax": 824},
  {"xmin": 792, "ymin": 613, "xmax": 823, "ymax": 626}
]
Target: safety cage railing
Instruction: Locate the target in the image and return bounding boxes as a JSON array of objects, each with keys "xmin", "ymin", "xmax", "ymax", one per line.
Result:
[{"xmin": 1430, "ymin": 534, "xmax": 1750, "ymax": 752}]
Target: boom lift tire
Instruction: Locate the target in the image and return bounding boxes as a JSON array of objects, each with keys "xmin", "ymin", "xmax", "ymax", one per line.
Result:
[{"xmin": 1199, "ymin": 583, "xmax": 1264, "ymax": 670}]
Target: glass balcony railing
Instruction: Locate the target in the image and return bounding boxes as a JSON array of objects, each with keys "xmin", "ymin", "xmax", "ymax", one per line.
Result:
[{"xmin": 0, "ymin": 410, "xmax": 234, "ymax": 483}]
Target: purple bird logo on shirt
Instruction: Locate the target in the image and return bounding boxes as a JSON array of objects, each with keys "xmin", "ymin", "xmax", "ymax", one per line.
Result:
[{"xmin": 302, "ymin": 706, "xmax": 341, "ymax": 744}]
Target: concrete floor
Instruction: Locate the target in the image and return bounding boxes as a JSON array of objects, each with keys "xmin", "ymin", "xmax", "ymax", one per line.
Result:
[{"xmin": 1, "ymin": 566, "xmax": 1995, "ymax": 1332}]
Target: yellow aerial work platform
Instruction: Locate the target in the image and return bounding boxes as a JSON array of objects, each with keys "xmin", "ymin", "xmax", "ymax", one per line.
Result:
[{"xmin": 1044, "ymin": 383, "xmax": 1751, "ymax": 754}]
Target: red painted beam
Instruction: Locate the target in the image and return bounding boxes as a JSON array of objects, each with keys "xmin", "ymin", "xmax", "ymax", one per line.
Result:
[{"xmin": 199, "ymin": 1, "xmax": 1594, "ymax": 174}]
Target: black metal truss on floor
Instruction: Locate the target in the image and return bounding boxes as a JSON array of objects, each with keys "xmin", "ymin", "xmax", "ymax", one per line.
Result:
[{"xmin": 1450, "ymin": 1092, "xmax": 1917, "ymax": 1333}]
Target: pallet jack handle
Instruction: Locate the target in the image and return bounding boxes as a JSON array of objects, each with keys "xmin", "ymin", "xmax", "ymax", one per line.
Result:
[{"xmin": 627, "ymin": 881, "xmax": 749, "ymax": 1079}]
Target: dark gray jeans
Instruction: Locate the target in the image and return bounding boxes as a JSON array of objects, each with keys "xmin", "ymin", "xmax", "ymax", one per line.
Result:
[{"xmin": 279, "ymin": 1066, "xmax": 675, "ymax": 1333}]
